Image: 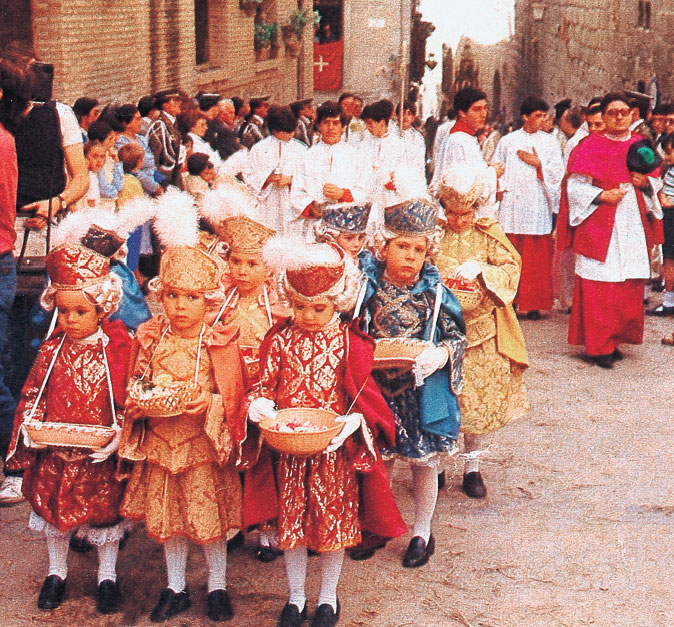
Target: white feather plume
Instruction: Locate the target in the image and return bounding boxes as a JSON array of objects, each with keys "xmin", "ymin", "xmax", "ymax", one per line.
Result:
[
  {"xmin": 153, "ymin": 186, "xmax": 199, "ymax": 248},
  {"xmin": 199, "ymin": 177, "xmax": 263, "ymax": 225},
  {"xmin": 263, "ymin": 236, "xmax": 341, "ymax": 272},
  {"xmin": 51, "ymin": 210, "xmax": 94, "ymax": 248},
  {"xmin": 116, "ymin": 196, "xmax": 157, "ymax": 237}
]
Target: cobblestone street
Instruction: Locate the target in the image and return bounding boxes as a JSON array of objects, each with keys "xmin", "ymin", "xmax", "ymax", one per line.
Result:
[{"xmin": 1, "ymin": 309, "xmax": 673, "ymax": 626}]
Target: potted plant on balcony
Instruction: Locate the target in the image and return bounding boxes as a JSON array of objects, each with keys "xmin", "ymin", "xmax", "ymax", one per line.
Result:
[
  {"xmin": 240, "ymin": 0, "xmax": 262, "ymax": 17},
  {"xmin": 255, "ymin": 21, "xmax": 278, "ymax": 61},
  {"xmin": 282, "ymin": 9, "xmax": 308, "ymax": 57}
]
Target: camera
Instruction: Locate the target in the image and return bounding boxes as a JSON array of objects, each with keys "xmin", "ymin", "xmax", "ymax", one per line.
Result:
[{"xmin": 30, "ymin": 61, "xmax": 54, "ymax": 103}]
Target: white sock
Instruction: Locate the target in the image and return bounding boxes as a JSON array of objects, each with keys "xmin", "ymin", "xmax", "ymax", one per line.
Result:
[
  {"xmin": 663, "ymin": 291, "xmax": 674, "ymax": 307},
  {"xmin": 259, "ymin": 529, "xmax": 270, "ymax": 547},
  {"xmin": 46, "ymin": 534, "xmax": 70, "ymax": 580},
  {"xmin": 463, "ymin": 433, "xmax": 483, "ymax": 474},
  {"xmin": 164, "ymin": 536, "xmax": 189, "ymax": 593},
  {"xmin": 203, "ymin": 539, "xmax": 227, "ymax": 593},
  {"xmin": 317, "ymin": 550, "xmax": 344, "ymax": 611},
  {"xmin": 97, "ymin": 540, "xmax": 119, "ymax": 584},
  {"xmin": 464, "ymin": 458, "xmax": 480, "ymax": 474},
  {"xmin": 283, "ymin": 546, "xmax": 307, "ymax": 611},
  {"xmin": 411, "ymin": 464, "xmax": 437, "ymax": 542},
  {"xmin": 644, "ymin": 284, "xmax": 650, "ymax": 299}
]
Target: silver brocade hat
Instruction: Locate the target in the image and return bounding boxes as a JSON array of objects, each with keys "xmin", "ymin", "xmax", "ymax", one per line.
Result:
[
  {"xmin": 383, "ymin": 198, "xmax": 438, "ymax": 236},
  {"xmin": 321, "ymin": 202, "xmax": 372, "ymax": 233}
]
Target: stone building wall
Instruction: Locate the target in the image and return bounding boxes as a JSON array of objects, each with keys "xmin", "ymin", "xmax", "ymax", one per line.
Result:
[
  {"xmin": 24, "ymin": 0, "xmax": 312, "ymax": 106},
  {"xmin": 515, "ymin": 0, "xmax": 674, "ymax": 108}
]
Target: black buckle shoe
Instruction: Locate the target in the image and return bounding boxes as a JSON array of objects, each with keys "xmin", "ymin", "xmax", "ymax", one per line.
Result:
[
  {"xmin": 97, "ymin": 579, "xmax": 122, "ymax": 614},
  {"xmin": 462, "ymin": 471, "xmax": 487, "ymax": 498},
  {"xmin": 149, "ymin": 587, "xmax": 190, "ymax": 622},
  {"xmin": 226, "ymin": 530, "xmax": 245, "ymax": 550},
  {"xmin": 206, "ymin": 589, "xmax": 233, "ymax": 622},
  {"xmin": 277, "ymin": 602, "xmax": 307, "ymax": 626},
  {"xmin": 646, "ymin": 304, "xmax": 674, "ymax": 316},
  {"xmin": 402, "ymin": 534, "xmax": 435, "ymax": 568},
  {"xmin": 256, "ymin": 545, "xmax": 283, "ymax": 563},
  {"xmin": 69, "ymin": 534, "xmax": 93, "ymax": 553},
  {"xmin": 311, "ymin": 600, "xmax": 340, "ymax": 627},
  {"xmin": 437, "ymin": 470, "xmax": 446, "ymax": 490},
  {"xmin": 37, "ymin": 575, "xmax": 66, "ymax": 611}
]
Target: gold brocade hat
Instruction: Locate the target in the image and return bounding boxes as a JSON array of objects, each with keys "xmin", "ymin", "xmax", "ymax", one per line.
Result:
[
  {"xmin": 218, "ymin": 216, "xmax": 276, "ymax": 255},
  {"xmin": 158, "ymin": 245, "xmax": 221, "ymax": 292},
  {"xmin": 435, "ymin": 163, "xmax": 486, "ymax": 213}
]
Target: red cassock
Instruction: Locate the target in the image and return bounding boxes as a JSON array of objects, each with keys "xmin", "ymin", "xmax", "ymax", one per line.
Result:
[
  {"xmin": 558, "ymin": 132, "xmax": 663, "ymax": 355},
  {"xmin": 6, "ymin": 320, "xmax": 131, "ymax": 532},
  {"xmin": 239, "ymin": 319, "xmax": 407, "ymax": 549}
]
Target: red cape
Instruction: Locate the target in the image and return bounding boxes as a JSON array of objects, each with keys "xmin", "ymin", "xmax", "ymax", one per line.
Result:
[
  {"xmin": 242, "ymin": 319, "xmax": 407, "ymax": 540},
  {"xmin": 558, "ymin": 133, "xmax": 662, "ymax": 258}
]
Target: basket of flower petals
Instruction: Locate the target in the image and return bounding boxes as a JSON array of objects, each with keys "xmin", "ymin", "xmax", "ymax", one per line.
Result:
[
  {"xmin": 444, "ymin": 277, "xmax": 483, "ymax": 312},
  {"xmin": 23, "ymin": 418, "xmax": 116, "ymax": 450},
  {"xmin": 128, "ymin": 375, "xmax": 199, "ymax": 418},
  {"xmin": 259, "ymin": 408, "xmax": 342, "ymax": 456},
  {"xmin": 373, "ymin": 338, "xmax": 429, "ymax": 370}
]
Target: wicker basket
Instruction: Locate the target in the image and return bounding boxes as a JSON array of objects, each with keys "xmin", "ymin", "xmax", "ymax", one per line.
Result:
[
  {"xmin": 451, "ymin": 288, "xmax": 483, "ymax": 313},
  {"xmin": 128, "ymin": 379, "xmax": 199, "ymax": 418},
  {"xmin": 259, "ymin": 408, "xmax": 342, "ymax": 456},
  {"xmin": 373, "ymin": 338, "xmax": 429, "ymax": 370},
  {"xmin": 24, "ymin": 419, "xmax": 116, "ymax": 450}
]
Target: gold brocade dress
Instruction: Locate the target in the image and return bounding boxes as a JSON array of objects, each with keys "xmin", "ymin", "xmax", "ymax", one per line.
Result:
[
  {"xmin": 436, "ymin": 226, "xmax": 529, "ymax": 435},
  {"xmin": 256, "ymin": 318, "xmax": 361, "ymax": 552},
  {"xmin": 121, "ymin": 329, "xmax": 242, "ymax": 544}
]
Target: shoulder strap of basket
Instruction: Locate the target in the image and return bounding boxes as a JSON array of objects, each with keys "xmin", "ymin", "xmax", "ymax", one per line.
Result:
[
  {"xmin": 26, "ymin": 335, "xmax": 66, "ymax": 421},
  {"xmin": 100, "ymin": 339, "xmax": 119, "ymax": 428}
]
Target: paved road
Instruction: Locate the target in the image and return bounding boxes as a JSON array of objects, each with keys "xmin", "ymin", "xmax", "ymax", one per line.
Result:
[{"xmin": 1, "ymin": 309, "xmax": 673, "ymax": 626}]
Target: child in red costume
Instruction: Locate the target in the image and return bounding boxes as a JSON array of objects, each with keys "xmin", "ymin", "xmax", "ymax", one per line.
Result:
[
  {"xmin": 6, "ymin": 222, "xmax": 132, "ymax": 615},
  {"xmin": 247, "ymin": 238, "xmax": 406, "ymax": 627}
]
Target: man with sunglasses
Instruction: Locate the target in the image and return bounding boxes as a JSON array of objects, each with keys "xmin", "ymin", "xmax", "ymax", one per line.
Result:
[{"xmin": 561, "ymin": 92, "xmax": 663, "ymax": 368}]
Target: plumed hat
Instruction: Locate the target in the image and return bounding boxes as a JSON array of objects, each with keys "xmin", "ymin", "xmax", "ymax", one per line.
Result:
[
  {"xmin": 200, "ymin": 178, "xmax": 274, "ymax": 255},
  {"xmin": 46, "ymin": 243, "xmax": 111, "ymax": 290},
  {"xmin": 263, "ymin": 237, "xmax": 345, "ymax": 300},
  {"xmin": 384, "ymin": 198, "xmax": 438, "ymax": 236},
  {"xmin": 321, "ymin": 202, "xmax": 371, "ymax": 233},
  {"xmin": 154, "ymin": 187, "xmax": 220, "ymax": 291},
  {"xmin": 435, "ymin": 163, "xmax": 488, "ymax": 213}
]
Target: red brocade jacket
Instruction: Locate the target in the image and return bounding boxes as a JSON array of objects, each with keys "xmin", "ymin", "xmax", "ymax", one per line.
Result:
[
  {"xmin": 6, "ymin": 320, "xmax": 131, "ymax": 532},
  {"xmin": 240, "ymin": 318, "xmax": 407, "ymax": 541}
]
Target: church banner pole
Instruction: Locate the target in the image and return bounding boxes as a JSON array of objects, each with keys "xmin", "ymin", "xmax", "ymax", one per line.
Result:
[{"xmin": 400, "ymin": 38, "xmax": 407, "ymax": 137}]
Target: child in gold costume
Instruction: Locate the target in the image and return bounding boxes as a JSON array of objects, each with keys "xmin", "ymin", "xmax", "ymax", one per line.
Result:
[
  {"xmin": 119, "ymin": 191, "xmax": 245, "ymax": 622},
  {"xmin": 434, "ymin": 164, "xmax": 530, "ymax": 498},
  {"xmin": 200, "ymin": 182, "xmax": 289, "ymax": 562}
]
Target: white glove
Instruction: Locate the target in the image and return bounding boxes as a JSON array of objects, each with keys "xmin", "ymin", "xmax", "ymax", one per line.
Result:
[
  {"xmin": 21, "ymin": 422, "xmax": 47, "ymax": 450},
  {"xmin": 452, "ymin": 260, "xmax": 482, "ymax": 281},
  {"xmin": 248, "ymin": 397, "xmax": 277, "ymax": 424},
  {"xmin": 325, "ymin": 413, "xmax": 363, "ymax": 453},
  {"xmin": 89, "ymin": 423, "xmax": 122, "ymax": 463},
  {"xmin": 414, "ymin": 345, "xmax": 449, "ymax": 382}
]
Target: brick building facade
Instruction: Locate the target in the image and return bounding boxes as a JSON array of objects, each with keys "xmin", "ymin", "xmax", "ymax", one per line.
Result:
[{"xmin": 1, "ymin": 0, "xmax": 313, "ymax": 105}]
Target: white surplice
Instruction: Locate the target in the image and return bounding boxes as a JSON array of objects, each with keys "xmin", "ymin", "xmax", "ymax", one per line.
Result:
[
  {"xmin": 246, "ymin": 135, "xmax": 307, "ymax": 237},
  {"xmin": 567, "ymin": 174, "xmax": 663, "ymax": 282},
  {"xmin": 357, "ymin": 129, "xmax": 408, "ymax": 229},
  {"xmin": 431, "ymin": 128, "xmax": 498, "ymax": 220},
  {"xmin": 290, "ymin": 139, "xmax": 371, "ymax": 241},
  {"xmin": 493, "ymin": 129, "xmax": 564, "ymax": 235},
  {"xmin": 563, "ymin": 123, "xmax": 589, "ymax": 165}
]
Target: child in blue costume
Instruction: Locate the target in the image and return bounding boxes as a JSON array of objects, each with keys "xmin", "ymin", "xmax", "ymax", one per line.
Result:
[
  {"xmin": 314, "ymin": 201, "xmax": 372, "ymax": 270},
  {"xmin": 357, "ymin": 197, "xmax": 466, "ymax": 568}
]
